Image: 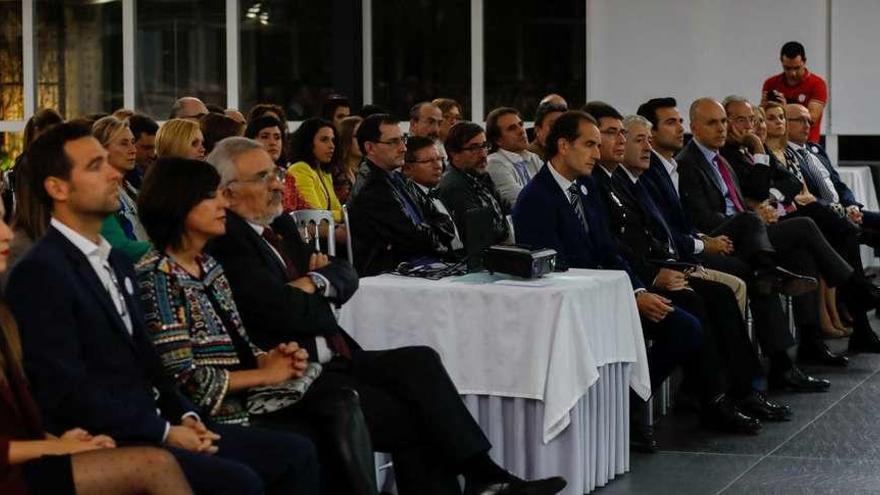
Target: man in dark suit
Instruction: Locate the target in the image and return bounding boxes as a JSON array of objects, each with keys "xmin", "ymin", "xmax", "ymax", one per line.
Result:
[
  {"xmin": 6, "ymin": 123, "xmax": 318, "ymax": 495},
  {"xmin": 678, "ymin": 98, "xmax": 880, "ymax": 364},
  {"xmin": 204, "ymin": 137, "xmax": 566, "ymax": 495},
  {"xmin": 347, "ymin": 116, "xmax": 457, "ymax": 276},
  {"xmin": 436, "ymin": 121, "xmax": 512, "ymax": 247},
  {"xmin": 514, "ymin": 110, "xmax": 761, "ymax": 452}
]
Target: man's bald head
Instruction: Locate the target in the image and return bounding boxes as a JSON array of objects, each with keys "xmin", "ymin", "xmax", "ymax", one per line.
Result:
[
  {"xmin": 689, "ymin": 97, "xmax": 728, "ymax": 150},
  {"xmin": 540, "ymin": 93, "xmax": 568, "ymax": 109},
  {"xmin": 785, "ymin": 103, "xmax": 812, "ymax": 145},
  {"xmin": 170, "ymin": 97, "xmax": 208, "ymax": 120}
]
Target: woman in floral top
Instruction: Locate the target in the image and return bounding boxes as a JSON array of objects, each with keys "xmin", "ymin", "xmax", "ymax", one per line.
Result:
[{"xmin": 135, "ymin": 157, "xmax": 377, "ymax": 495}]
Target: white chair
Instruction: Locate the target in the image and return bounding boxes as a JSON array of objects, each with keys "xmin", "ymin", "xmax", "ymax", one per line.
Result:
[{"xmin": 289, "ymin": 208, "xmax": 354, "ymax": 265}]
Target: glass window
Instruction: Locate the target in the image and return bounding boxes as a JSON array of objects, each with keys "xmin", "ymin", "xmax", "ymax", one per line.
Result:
[
  {"xmin": 240, "ymin": 0, "xmax": 362, "ymax": 120},
  {"xmin": 137, "ymin": 0, "xmax": 226, "ymax": 119},
  {"xmin": 0, "ymin": 0, "xmax": 23, "ymax": 121},
  {"xmin": 372, "ymin": 0, "xmax": 470, "ymax": 120},
  {"xmin": 0, "ymin": 132, "xmax": 23, "ymax": 172},
  {"xmin": 484, "ymin": 0, "xmax": 585, "ymax": 120},
  {"xmin": 36, "ymin": 0, "xmax": 123, "ymax": 119}
]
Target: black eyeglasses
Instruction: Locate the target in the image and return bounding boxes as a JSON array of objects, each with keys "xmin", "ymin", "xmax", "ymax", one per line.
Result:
[
  {"xmin": 229, "ymin": 168, "xmax": 285, "ymax": 186},
  {"xmin": 459, "ymin": 142, "xmax": 491, "ymax": 152},
  {"xmin": 376, "ymin": 134, "xmax": 408, "ymax": 147},
  {"xmin": 406, "ymin": 156, "xmax": 444, "ymax": 165}
]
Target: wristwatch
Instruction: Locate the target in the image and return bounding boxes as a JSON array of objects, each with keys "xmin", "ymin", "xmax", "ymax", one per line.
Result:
[{"xmin": 309, "ymin": 274, "xmax": 327, "ymax": 294}]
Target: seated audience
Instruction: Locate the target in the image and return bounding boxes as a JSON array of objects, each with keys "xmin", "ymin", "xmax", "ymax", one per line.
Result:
[
  {"xmin": 5, "ymin": 109, "xmax": 64, "ymax": 222},
  {"xmin": 156, "ymin": 119, "xmax": 206, "ymax": 161},
  {"xmin": 432, "ymin": 97, "xmax": 463, "ymax": 145},
  {"xmin": 331, "ymin": 115, "xmax": 363, "ymax": 204},
  {"xmin": 136, "ymin": 157, "xmax": 377, "ymax": 495},
  {"xmin": 7, "ymin": 123, "xmax": 319, "ymax": 495},
  {"xmin": 321, "ymin": 94, "xmax": 351, "ymax": 130},
  {"xmin": 348, "ymin": 119, "xmax": 457, "ymax": 275},
  {"xmin": 127, "ymin": 114, "xmax": 159, "ymax": 190},
  {"xmin": 224, "ymin": 108, "xmax": 247, "ymax": 126},
  {"xmin": 112, "ymin": 108, "xmax": 135, "ymax": 121},
  {"xmin": 437, "ymin": 122, "xmax": 513, "ymax": 246},
  {"xmin": 486, "ymin": 107, "xmax": 543, "ymax": 206},
  {"xmin": 201, "ymin": 112, "xmax": 245, "ymax": 154},
  {"xmin": 204, "ymin": 136, "xmax": 566, "ymax": 495},
  {"xmin": 402, "ymin": 136, "xmax": 463, "ymax": 251},
  {"xmin": 528, "ymin": 101, "xmax": 567, "ymax": 159},
  {"xmin": 92, "ymin": 116, "xmax": 151, "ymax": 262},
  {"xmin": 248, "ymin": 103, "xmax": 287, "ymax": 124},
  {"xmin": 243, "ymin": 115, "xmax": 306, "ymax": 212},
  {"xmin": 409, "ymin": 102, "xmax": 447, "ymax": 164},
  {"xmin": 287, "ymin": 119, "xmax": 347, "ymax": 230},
  {"xmin": 169, "ymin": 97, "xmax": 209, "ymax": 121}
]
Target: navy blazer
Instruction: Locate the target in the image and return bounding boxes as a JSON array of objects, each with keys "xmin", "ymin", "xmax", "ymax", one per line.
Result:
[
  {"xmin": 512, "ymin": 163, "xmax": 644, "ymax": 290},
  {"xmin": 796, "ymin": 142, "xmax": 860, "ymax": 208},
  {"xmin": 642, "ymin": 152, "xmax": 700, "ymax": 259},
  {"xmin": 6, "ymin": 226, "xmax": 196, "ymax": 442}
]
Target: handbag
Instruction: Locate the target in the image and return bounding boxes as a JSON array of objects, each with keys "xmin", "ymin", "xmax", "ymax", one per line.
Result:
[{"xmin": 246, "ymin": 362, "xmax": 323, "ymax": 415}]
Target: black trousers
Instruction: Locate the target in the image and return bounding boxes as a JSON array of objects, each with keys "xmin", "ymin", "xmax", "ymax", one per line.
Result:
[
  {"xmin": 709, "ymin": 211, "xmax": 775, "ymax": 264},
  {"xmin": 303, "ymin": 346, "xmax": 491, "ymax": 495},
  {"xmin": 639, "ymin": 303, "xmax": 703, "ymax": 393}
]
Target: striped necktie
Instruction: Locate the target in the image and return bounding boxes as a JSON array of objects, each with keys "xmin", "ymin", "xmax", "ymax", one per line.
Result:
[
  {"xmin": 568, "ymin": 183, "xmax": 589, "ymax": 234},
  {"xmin": 795, "ymin": 148, "xmax": 836, "ymax": 202}
]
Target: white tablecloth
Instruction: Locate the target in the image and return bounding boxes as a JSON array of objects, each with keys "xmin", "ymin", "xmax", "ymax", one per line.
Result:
[
  {"xmin": 340, "ymin": 269, "xmax": 650, "ymax": 493},
  {"xmin": 839, "ymin": 166, "xmax": 879, "ymax": 267}
]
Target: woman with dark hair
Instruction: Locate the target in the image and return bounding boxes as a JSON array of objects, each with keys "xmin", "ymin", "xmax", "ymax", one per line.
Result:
[
  {"xmin": 247, "ymin": 103, "xmax": 287, "ymax": 124},
  {"xmin": 4, "ymin": 109, "xmax": 64, "ymax": 223},
  {"xmin": 288, "ymin": 118, "xmax": 344, "ymax": 223},
  {"xmin": 136, "ymin": 157, "xmax": 373, "ymax": 495},
  {"xmin": 331, "ymin": 116, "xmax": 363, "ymax": 204},
  {"xmin": 244, "ymin": 116, "xmax": 308, "ymax": 212},
  {"xmin": 320, "ymin": 94, "xmax": 351, "ymax": 130},
  {"xmin": 200, "ymin": 113, "xmax": 244, "ymax": 154},
  {"xmin": 0, "ymin": 199, "xmax": 195, "ymax": 495}
]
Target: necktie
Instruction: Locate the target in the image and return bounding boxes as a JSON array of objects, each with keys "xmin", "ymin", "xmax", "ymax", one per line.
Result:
[
  {"xmin": 390, "ymin": 172, "xmax": 424, "ymax": 225},
  {"xmin": 713, "ymin": 155, "xmax": 745, "ymax": 212},
  {"xmin": 796, "ymin": 148, "xmax": 836, "ymax": 202},
  {"xmin": 261, "ymin": 227, "xmax": 300, "ymax": 281},
  {"xmin": 513, "ymin": 160, "xmax": 531, "ymax": 186},
  {"xmin": 568, "ymin": 183, "xmax": 590, "ymax": 235}
]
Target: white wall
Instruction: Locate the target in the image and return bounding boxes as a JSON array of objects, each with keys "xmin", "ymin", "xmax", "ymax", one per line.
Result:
[
  {"xmin": 586, "ymin": 0, "xmax": 828, "ymax": 131},
  {"xmin": 830, "ymin": 0, "xmax": 880, "ymax": 135}
]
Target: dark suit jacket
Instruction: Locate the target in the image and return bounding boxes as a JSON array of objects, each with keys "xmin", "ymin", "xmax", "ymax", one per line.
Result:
[
  {"xmin": 205, "ymin": 211, "xmax": 360, "ymax": 357},
  {"xmin": 642, "ymin": 152, "xmax": 700, "ymax": 259},
  {"xmin": 347, "ymin": 160, "xmax": 456, "ymax": 276},
  {"xmin": 677, "ymin": 139, "xmax": 747, "ymax": 233},
  {"xmin": 797, "ymin": 142, "xmax": 860, "ymax": 208},
  {"xmin": 720, "ymin": 142, "xmax": 773, "ymax": 202},
  {"xmin": 436, "ymin": 165, "xmax": 511, "ymax": 245},
  {"xmin": 512, "ymin": 164, "xmax": 644, "ymax": 290},
  {"xmin": 0, "ymin": 350, "xmax": 44, "ymax": 495},
  {"xmin": 6, "ymin": 227, "xmax": 195, "ymax": 442}
]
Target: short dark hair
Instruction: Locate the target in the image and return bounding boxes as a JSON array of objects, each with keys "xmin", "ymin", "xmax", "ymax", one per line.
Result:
[
  {"xmin": 581, "ymin": 101, "xmax": 623, "ymax": 123},
  {"xmin": 206, "ymin": 103, "xmax": 225, "ymax": 115},
  {"xmin": 408, "ymin": 102, "xmax": 435, "ymax": 121},
  {"xmin": 781, "ymin": 41, "xmax": 806, "ymax": 60},
  {"xmin": 201, "ymin": 113, "xmax": 245, "ymax": 154},
  {"xmin": 356, "ymin": 113, "xmax": 399, "ymax": 156},
  {"xmin": 358, "ymin": 104, "xmax": 389, "ymax": 119},
  {"xmin": 636, "ymin": 97, "xmax": 678, "ymax": 128},
  {"xmin": 545, "ymin": 111, "xmax": 597, "ymax": 160},
  {"xmin": 404, "ymin": 136, "xmax": 437, "ymax": 163},
  {"xmin": 137, "ymin": 157, "xmax": 221, "ymax": 252},
  {"xmin": 128, "ymin": 113, "xmax": 159, "ymax": 140},
  {"xmin": 23, "ymin": 108, "xmax": 63, "ymax": 146},
  {"xmin": 247, "ymin": 103, "xmax": 287, "ymax": 124},
  {"xmin": 244, "ymin": 115, "xmax": 287, "ymax": 166},
  {"xmin": 321, "ymin": 94, "xmax": 351, "ymax": 121},
  {"xmin": 444, "ymin": 121, "xmax": 485, "ymax": 154},
  {"xmin": 25, "ymin": 122, "xmax": 92, "ymax": 211},
  {"xmin": 289, "ymin": 117, "xmax": 335, "ymax": 170},
  {"xmin": 485, "ymin": 107, "xmax": 519, "ymax": 152},
  {"xmin": 534, "ymin": 101, "xmax": 567, "ymax": 128}
]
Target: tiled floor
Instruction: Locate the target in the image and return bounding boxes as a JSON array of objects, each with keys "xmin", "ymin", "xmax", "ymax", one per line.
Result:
[{"xmin": 596, "ymin": 327, "xmax": 880, "ymax": 495}]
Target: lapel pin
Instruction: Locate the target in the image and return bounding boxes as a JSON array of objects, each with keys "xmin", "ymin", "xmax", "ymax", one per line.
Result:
[
  {"xmin": 124, "ymin": 277, "xmax": 134, "ymax": 295},
  {"xmin": 580, "ymin": 184, "xmax": 588, "ymax": 196}
]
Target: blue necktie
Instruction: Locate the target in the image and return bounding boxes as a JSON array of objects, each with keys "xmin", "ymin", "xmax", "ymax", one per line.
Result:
[
  {"xmin": 513, "ymin": 160, "xmax": 531, "ymax": 186},
  {"xmin": 390, "ymin": 172, "xmax": 423, "ymax": 225},
  {"xmin": 568, "ymin": 183, "xmax": 589, "ymax": 235}
]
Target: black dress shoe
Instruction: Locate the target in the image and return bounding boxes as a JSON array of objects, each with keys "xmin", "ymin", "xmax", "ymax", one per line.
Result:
[
  {"xmin": 768, "ymin": 365, "xmax": 830, "ymax": 393},
  {"xmin": 843, "ymin": 275, "xmax": 880, "ymax": 312},
  {"xmin": 736, "ymin": 390, "xmax": 792, "ymax": 422},
  {"xmin": 630, "ymin": 421, "xmax": 659, "ymax": 453},
  {"xmin": 849, "ymin": 328, "xmax": 880, "ymax": 353},
  {"xmin": 464, "ymin": 477, "xmax": 567, "ymax": 495},
  {"xmin": 701, "ymin": 395, "xmax": 761, "ymax": 435},
  {"xmin": 798, "ymin": 340, "xmax": 850, "ymax": 366},
  {"xmin": 754, "ymin": 266, "xmax": 817, "ymax": 296}
]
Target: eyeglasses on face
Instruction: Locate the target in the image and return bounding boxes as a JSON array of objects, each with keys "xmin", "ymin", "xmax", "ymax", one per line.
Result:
[
  {"xmin": 376, "ymin": 134, "xmax": 409, "ymax": 147},
  {"xmin": 229, "ymin": 167, "xmax": 286, "ymax": 186},
  {"xmin": 458, "ymin": 142, "xmax": 492, "ymax": 153}
]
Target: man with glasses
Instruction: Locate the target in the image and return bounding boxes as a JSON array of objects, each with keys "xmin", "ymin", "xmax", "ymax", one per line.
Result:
[
  {"xmin": 436, "ymin": 121, "xmax": 513, "ymax": 247},
  {"xmin": 348, "ymin": 117, "xmax": 457, "ymax": 276},
  {"xmin": 206, "ymin": 136, "xmax": 568, "ymax": 495},
  {"xmin": 409, "ymin": 102, "xmax": 449, "ymax": 168},
  {"xmin": 169, "ymin": 96, "xmax": 209, "ymax": 121},
  {"xmin": 431, "ymin": 97, "xmax": 463, "ymax": 144},
  {"xmin": 485, "ymin": 107, "xmax": 543, "ymax": 207},
  {"xmin": 761, "ymin": 41, "xmax": 827, "ymax": 143}
]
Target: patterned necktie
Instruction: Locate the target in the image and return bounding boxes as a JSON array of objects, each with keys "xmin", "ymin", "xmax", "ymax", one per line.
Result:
[
  {"xmin": 713, "ymin": 155, "xmax": 745, "ymax": 212},
  {"xmin": 390, "ymin": 172, "xmax": 423, "ymax": 225},
  {"xmin": 568, "ymin": 183, "xmax": 590, "ymax": 234},
  {"xmin": 513, "ymin": 160, "xmax": 531, "ymax": 186},
  {"xmin": 796, "ymin": 148, "xmax": 836, "ymax": 202},
  {"xmin": 261, "ymin": 227, "xmax": 300, "ymax": 280}
]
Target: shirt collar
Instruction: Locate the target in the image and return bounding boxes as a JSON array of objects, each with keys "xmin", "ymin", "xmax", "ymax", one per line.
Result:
[
  {"xmin": 788, "ymin": 141, "xmax": 806, "ymax": 152},
  {"xmin": 621, "ymin": 166, "xmax": 640, "ymax": 184},
  {"xmin": 547, "ymin": 162, "xmax": 575, "ymax": 195},
  {"xmin": 247, "ymin": 221, "xmax": 266, "ymax": 236},
  {"xmin": 50, "ymin": 217, "xmax": 112, "ymax": 263},
  {"xmin": 412, "ymin": 182, "xmax": 431, "ymax": 194},
  {"xmin": 498, "ymin": 147, "xmax": 527, "ymax": 163},
  {"xmin": 653, "ymin": 150, "xmax": 677, "ymax": 173},
  {"xmin": 693, "ymin": 138, "xmax": 718, "ymax": 165}
]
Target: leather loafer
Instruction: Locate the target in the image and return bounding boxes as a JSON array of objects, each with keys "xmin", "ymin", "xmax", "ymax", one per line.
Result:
[
  {"xmin": 798, "ymin": 341, "xmax": 849, "ymax": 367},
  {"xmin": 630, "ymin": 421, "xmax": 659, "ymax": 453},
  {"xmin": 736, "ymin": 390, "xmax": 792, "ymax": 422},
  {"xmin": 464, "ymin": 477, "xmax": 567, "ymax": 495},
  {"xmin": 754, "ymin": 266, "xmax": 817, "ymax": 296},
  {"xmin": 849, "ymin": 328, "xmax": 880, "ymax": 353},
  {"xmin": 768, "ymin": 366, "xmax": 830, "ymax": 393},
  {"xmin": 701, "ymin": 395, "xmax": 761, "ymax": 435}
]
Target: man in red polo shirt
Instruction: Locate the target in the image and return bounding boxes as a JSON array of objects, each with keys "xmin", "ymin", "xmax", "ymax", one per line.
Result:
[{"xmin": 761, "ymin": 41, "xmax": 827, "ymax": 143}]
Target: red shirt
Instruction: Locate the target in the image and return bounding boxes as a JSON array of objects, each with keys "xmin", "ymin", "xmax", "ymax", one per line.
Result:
[{"xmin": 762, "ymin": 69, "xmax": 827, "ymax": 143}]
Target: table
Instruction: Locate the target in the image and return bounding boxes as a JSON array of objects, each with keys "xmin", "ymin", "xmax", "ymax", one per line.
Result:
[
  {"xmin": 839, "ymin": 166, "xmax": 880, "ymax": 267},
  {"xmin": 339, "ymin": 269, "xmax": 650, "ymax": 494}
]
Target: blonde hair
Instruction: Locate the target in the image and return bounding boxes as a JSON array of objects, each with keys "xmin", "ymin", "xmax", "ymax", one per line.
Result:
[
  {"xmin": 156, "ymin": 118, "xmax": 202, "ymax": 159},
  {"xmin": 91, "ymin": 115, "xmax": 130, "ymax": 147}
]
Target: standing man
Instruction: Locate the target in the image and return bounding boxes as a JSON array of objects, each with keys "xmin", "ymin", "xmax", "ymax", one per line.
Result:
[
  {"xmin": 761, "ymin": 41, "xmax": 827, "ymax": 143},
  {"xmin": 485, "ymin": 107, "xmax": 543, "ymax": 207}
]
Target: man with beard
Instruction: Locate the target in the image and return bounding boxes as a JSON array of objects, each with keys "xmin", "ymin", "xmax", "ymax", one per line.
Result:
[
  {"xmin": 486, "ymin": 107, "xmax": 543, "ymax": 207},
  {"xmin": 410, "ymin": 101, "xmax": 448, "ymax": 165}
]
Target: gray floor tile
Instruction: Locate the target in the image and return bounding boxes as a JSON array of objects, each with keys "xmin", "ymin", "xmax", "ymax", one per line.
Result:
[
  {"xmin": 721, "ymin": 456, "xmax": 880, "ymax": 495},
  {"xmin": 594, "ymin": 452, "xmax": 759, "ymax": 495}
]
